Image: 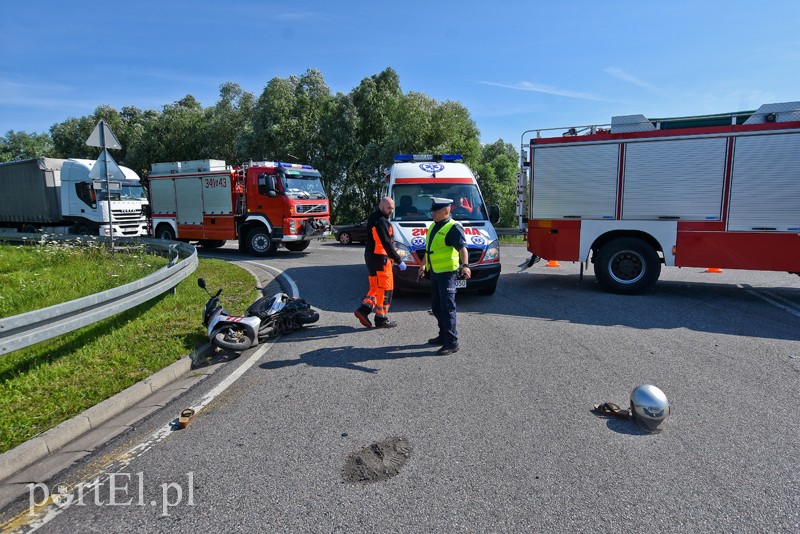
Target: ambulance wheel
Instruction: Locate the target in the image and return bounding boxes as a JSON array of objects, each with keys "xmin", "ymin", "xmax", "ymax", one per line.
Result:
[
  {"xmin": 245, "ymin": 227, "xmax": 275, "ymax": 257},
  {"xmin": 156, "ymin": 225, "xmax": 176, "ymax": 241},
  {"xmin": 595, "ymin": 237, "xmax": 660, "ymax": 294},
  {"xmin": 284, "ymin": 241, "xmax": 310, "ymax": 252}
]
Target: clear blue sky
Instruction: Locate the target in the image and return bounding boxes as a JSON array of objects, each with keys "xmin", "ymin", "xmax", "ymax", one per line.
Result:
[{"xmin": 2, "ymin": 1, "xmax": 799, "ymax": 149}]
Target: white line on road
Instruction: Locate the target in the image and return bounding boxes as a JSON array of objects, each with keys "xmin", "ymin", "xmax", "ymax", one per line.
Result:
[
  {"xmin": 740, "ymin": 285, "xmax": 800, "ymax": 319},
  {"xmin": 8, "ymin": 330, "xmax": 277, "ymax": 532}
]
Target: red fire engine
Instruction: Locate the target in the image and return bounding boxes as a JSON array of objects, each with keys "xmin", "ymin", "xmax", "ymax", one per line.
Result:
[
  {"xmin": 518, "ymin": 101, "xmax": 800, "ymax": 293},
  {"xmin": 148, "ymin": 159, "xmax": 331, "ymax": 256}
]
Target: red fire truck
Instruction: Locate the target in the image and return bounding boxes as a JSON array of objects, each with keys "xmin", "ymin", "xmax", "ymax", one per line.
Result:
[
  {"xmin": 518, "ymin": 101, "xmax": 800, "ymax": 293},
  {"xmin": 148, "ymin": 159, "xmax": 331, "ymax": 256}
]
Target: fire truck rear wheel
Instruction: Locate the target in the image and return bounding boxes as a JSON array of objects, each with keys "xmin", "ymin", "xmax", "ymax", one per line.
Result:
[
  {"xmin": 595, "ymin": 237, "xmax": 660, "ymax": 294},
  {"xmin": 156, "ymin": 225, "xmax": 176, "ymax": 241},
  {"xmin": 284, "ymin": 241, "xmax": 310, "ymax": 252},
  {"xmin": 245, "ymin": 227, "xmax": 276, "ymax": 257}
]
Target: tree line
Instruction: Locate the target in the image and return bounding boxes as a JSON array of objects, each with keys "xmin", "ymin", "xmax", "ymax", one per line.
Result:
[{"xmin": 0, "ymin": 68, "xmax": 519, "ymax": 226}]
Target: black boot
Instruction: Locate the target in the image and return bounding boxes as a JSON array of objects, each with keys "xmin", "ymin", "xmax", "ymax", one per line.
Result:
[
  {"xmin": 354, "ymin": 305, "xmax": 372, "ymax": 328},
  {"xmin": 374, "ymin": 316, "xmax": 397, "ymax": 328}
]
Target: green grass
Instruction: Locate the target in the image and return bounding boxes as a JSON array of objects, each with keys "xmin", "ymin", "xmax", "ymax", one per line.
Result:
[
  {"xmin": 498, "ymin": 234, "xmax": 526, "ymax": 245},
  {"xmin": 0, "ymin": 242, "xmax": 259, "ymax": 453}
]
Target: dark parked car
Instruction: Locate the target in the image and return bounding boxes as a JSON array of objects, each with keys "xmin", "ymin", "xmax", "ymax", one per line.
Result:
[{"xmin": 334, "ymin": 220, "xmax": 368, "ymax": 245}]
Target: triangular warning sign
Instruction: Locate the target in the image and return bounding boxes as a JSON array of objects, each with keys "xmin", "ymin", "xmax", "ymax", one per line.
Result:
[
  {"xmin": 86, "ymin": 120, "xmax": 122, "ymax": 149},
  {"xmin": 88, "ymin": 149, "xmax": 127, "ymax": 181}
]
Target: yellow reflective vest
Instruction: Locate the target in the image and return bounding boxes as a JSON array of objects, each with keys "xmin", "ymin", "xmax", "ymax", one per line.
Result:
[{"xmin": 426, "ymin": 219, "xmax": 460, "ymax": 273}]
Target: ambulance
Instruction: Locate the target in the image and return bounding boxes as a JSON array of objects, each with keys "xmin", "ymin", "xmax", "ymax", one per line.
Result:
[{"xmin": 386, "ymin": 154, "xmax": 501, "ymax": 295}]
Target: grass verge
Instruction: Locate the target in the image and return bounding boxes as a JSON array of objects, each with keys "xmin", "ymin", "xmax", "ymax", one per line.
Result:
[{"xmin": 0, "ymin": 243, "xmax": 258, "ymax": 453}]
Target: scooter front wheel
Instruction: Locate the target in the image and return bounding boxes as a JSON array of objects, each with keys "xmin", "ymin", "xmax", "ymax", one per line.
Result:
[{"xmin": 212, "ymin": 325, "xmax": 254, "ymax": 351}]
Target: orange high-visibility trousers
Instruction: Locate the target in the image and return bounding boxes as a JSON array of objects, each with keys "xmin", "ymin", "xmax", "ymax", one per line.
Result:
[{"xmin": 362, "ymin": 257, "xmax": 393, "ymax": 319}]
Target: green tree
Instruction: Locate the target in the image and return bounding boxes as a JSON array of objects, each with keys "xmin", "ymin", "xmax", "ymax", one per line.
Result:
[
  {"xmin": 127, "ymin": 95, "xmax": 206, "ymax": 174},
  {"xmin": 204, "ymin": 82, "xmax": 254, "ymax": 164},
  {"xmin": 0, "ymin": 130, "xmax": 55, "ymax": 162},
  {"xmin": 475, "ymin": 140, "xmax": 519, "ymax": 227},
  {"xmin": 250, "ymin": 68, "xmax": 332, "ymax": 163}
]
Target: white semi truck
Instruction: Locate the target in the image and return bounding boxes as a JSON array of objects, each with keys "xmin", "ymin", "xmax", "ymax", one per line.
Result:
[{"xmin": 0, "ymin": 157, "xmax": 149, "ymax": 236}]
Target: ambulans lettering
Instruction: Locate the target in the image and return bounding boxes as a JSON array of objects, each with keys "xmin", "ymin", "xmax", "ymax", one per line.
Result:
[
  {"xmin": 411, "ymin": 228, "xmax": 428, "ymax": 237},
  {"xmin": 463, "ymin": 227, "xmax": 481, "ymax": 236}
]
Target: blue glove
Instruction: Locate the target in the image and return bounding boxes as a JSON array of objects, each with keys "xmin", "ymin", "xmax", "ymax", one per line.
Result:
[{"xmin": 398, "ymin": 261, "xmax": 407, "ymax": 271}]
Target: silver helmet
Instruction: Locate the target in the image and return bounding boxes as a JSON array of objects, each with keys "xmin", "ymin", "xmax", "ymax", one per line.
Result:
[{"xmin": 630, "ymin": 384, "xmax": 670, "ymax": 432}]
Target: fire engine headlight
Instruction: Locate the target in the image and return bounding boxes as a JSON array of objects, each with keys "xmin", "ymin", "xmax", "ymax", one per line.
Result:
[
  {"xmin": 289, "ymin": 220, "xmax": 297, "ymax": 234},
  {"xmin": 393, "ymin": 242, "xmax": 415, "ymax": 264},
  {"xmin": 484, "ymin": 240, "xmax": 500, "ymax": 261}
]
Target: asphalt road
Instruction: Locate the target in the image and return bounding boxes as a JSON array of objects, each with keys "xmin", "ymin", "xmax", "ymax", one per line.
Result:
[{"xmin": 5, "ymin": 240, "xmax": 800, "ymax": 533}]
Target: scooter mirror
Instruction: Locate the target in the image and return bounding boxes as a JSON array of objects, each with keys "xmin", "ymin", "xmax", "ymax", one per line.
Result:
[{"xmin": 197, "ymin": 278, "xmax": 206, "ymax": 289}]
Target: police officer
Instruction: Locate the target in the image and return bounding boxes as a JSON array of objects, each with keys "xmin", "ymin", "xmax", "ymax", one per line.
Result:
[
  {"xmin": 354, "ymin": 196, "xmax": 407, "ymax": 328},
  {"xmin": 417, "ymin": 197, "xmax": 471, "ymax": 355}
]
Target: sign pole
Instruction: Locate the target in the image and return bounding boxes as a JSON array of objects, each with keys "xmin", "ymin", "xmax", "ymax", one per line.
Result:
[
  {"xmin": 100, "ymin": 122, "xmax": 114, "ymax": 253},
  {"xmin": 86, "ymin": 120, "xmax": 123, "ymax": 253}
]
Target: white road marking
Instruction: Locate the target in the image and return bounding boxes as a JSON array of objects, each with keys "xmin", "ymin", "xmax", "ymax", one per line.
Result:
[
  {"xmin": 7, "ymin": 265, "xmax": 301, "ymax": 532},
  {"xmin": 740, "ymin": 285, "xmax": 800, "ymax": 319}
]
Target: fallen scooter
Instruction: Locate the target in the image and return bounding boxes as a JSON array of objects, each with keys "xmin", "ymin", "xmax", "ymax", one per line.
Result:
[{"xmin": 198, "ymin": 278, "xmax": 320, "ymax": 351}]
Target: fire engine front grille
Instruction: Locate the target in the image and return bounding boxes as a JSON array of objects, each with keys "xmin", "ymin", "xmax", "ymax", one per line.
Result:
[{"xmin": 295, "ymin": 204, "xmax": 327, "ymax": 214}]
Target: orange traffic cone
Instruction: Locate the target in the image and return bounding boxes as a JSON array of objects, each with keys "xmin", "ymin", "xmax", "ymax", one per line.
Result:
[
  {"xmin": 704, "ymin": 267, "xmax": 723, "ymax": 273},
  {"xmin": 545, "ymin": 259, "xmax": 561, "ymax": 268}
]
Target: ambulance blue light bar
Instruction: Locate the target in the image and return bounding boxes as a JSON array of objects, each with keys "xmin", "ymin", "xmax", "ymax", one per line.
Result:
[{"xmin": 393, "ymin": 154, "xmax": 463, "ymax": 162}]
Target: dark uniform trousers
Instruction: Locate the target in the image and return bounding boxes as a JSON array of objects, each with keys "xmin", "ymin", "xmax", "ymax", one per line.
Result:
[{"xmin": 430, "ymin": 270, "xmax": 458, "ymax": 347}]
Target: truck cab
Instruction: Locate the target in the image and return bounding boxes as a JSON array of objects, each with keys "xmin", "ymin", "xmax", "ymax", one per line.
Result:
[
  {"xmin": 243, "ymin": 161, "xmax": 331, "ymax": 252},
  {"xmin": 387, "ymin": 154, "xmax": 501, "ymax": 294},
  {"xmin": 61, "ymin": 159, "xmax": 149, "ymax": 236}
]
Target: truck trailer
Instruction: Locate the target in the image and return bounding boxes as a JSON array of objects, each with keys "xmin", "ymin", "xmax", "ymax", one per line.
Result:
[
  {"xmin": 0, "ymin": 157, "xmax": 149, "ymax": 236},
  {"xmin": 518, "ymin": 101, "xmax": 800, "ymax": 293}
]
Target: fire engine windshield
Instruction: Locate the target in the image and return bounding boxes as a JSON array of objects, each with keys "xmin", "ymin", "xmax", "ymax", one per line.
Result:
[
  {"xmin": 391, "ymin": 184, "xmax": 487, "ymax": 222},
  {"xmin": 279, "ymin": 169, "xmax": 327, "ymax": 200}
]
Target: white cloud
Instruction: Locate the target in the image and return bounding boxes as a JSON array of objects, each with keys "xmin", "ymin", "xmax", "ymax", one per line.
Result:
[
  {"xmin": 0, "ymin": 79, "xmax": 94, "ymax": 109},
  {"xmin": 604, "ymin": 67, "xmax": 667, "ymax": 97},
  {"xmin": 480, "ymin": 81, "xmax": 608, "ymax": 102}
]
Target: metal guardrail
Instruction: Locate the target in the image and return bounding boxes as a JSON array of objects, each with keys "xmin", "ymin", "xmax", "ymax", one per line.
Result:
[
  {"xmin": 0, "ymin": 234, "xmax": 198, "ymax": 355},
  {"xmin": 331, "ymin": 226, "xmax": 526, "ymax": 236}
]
